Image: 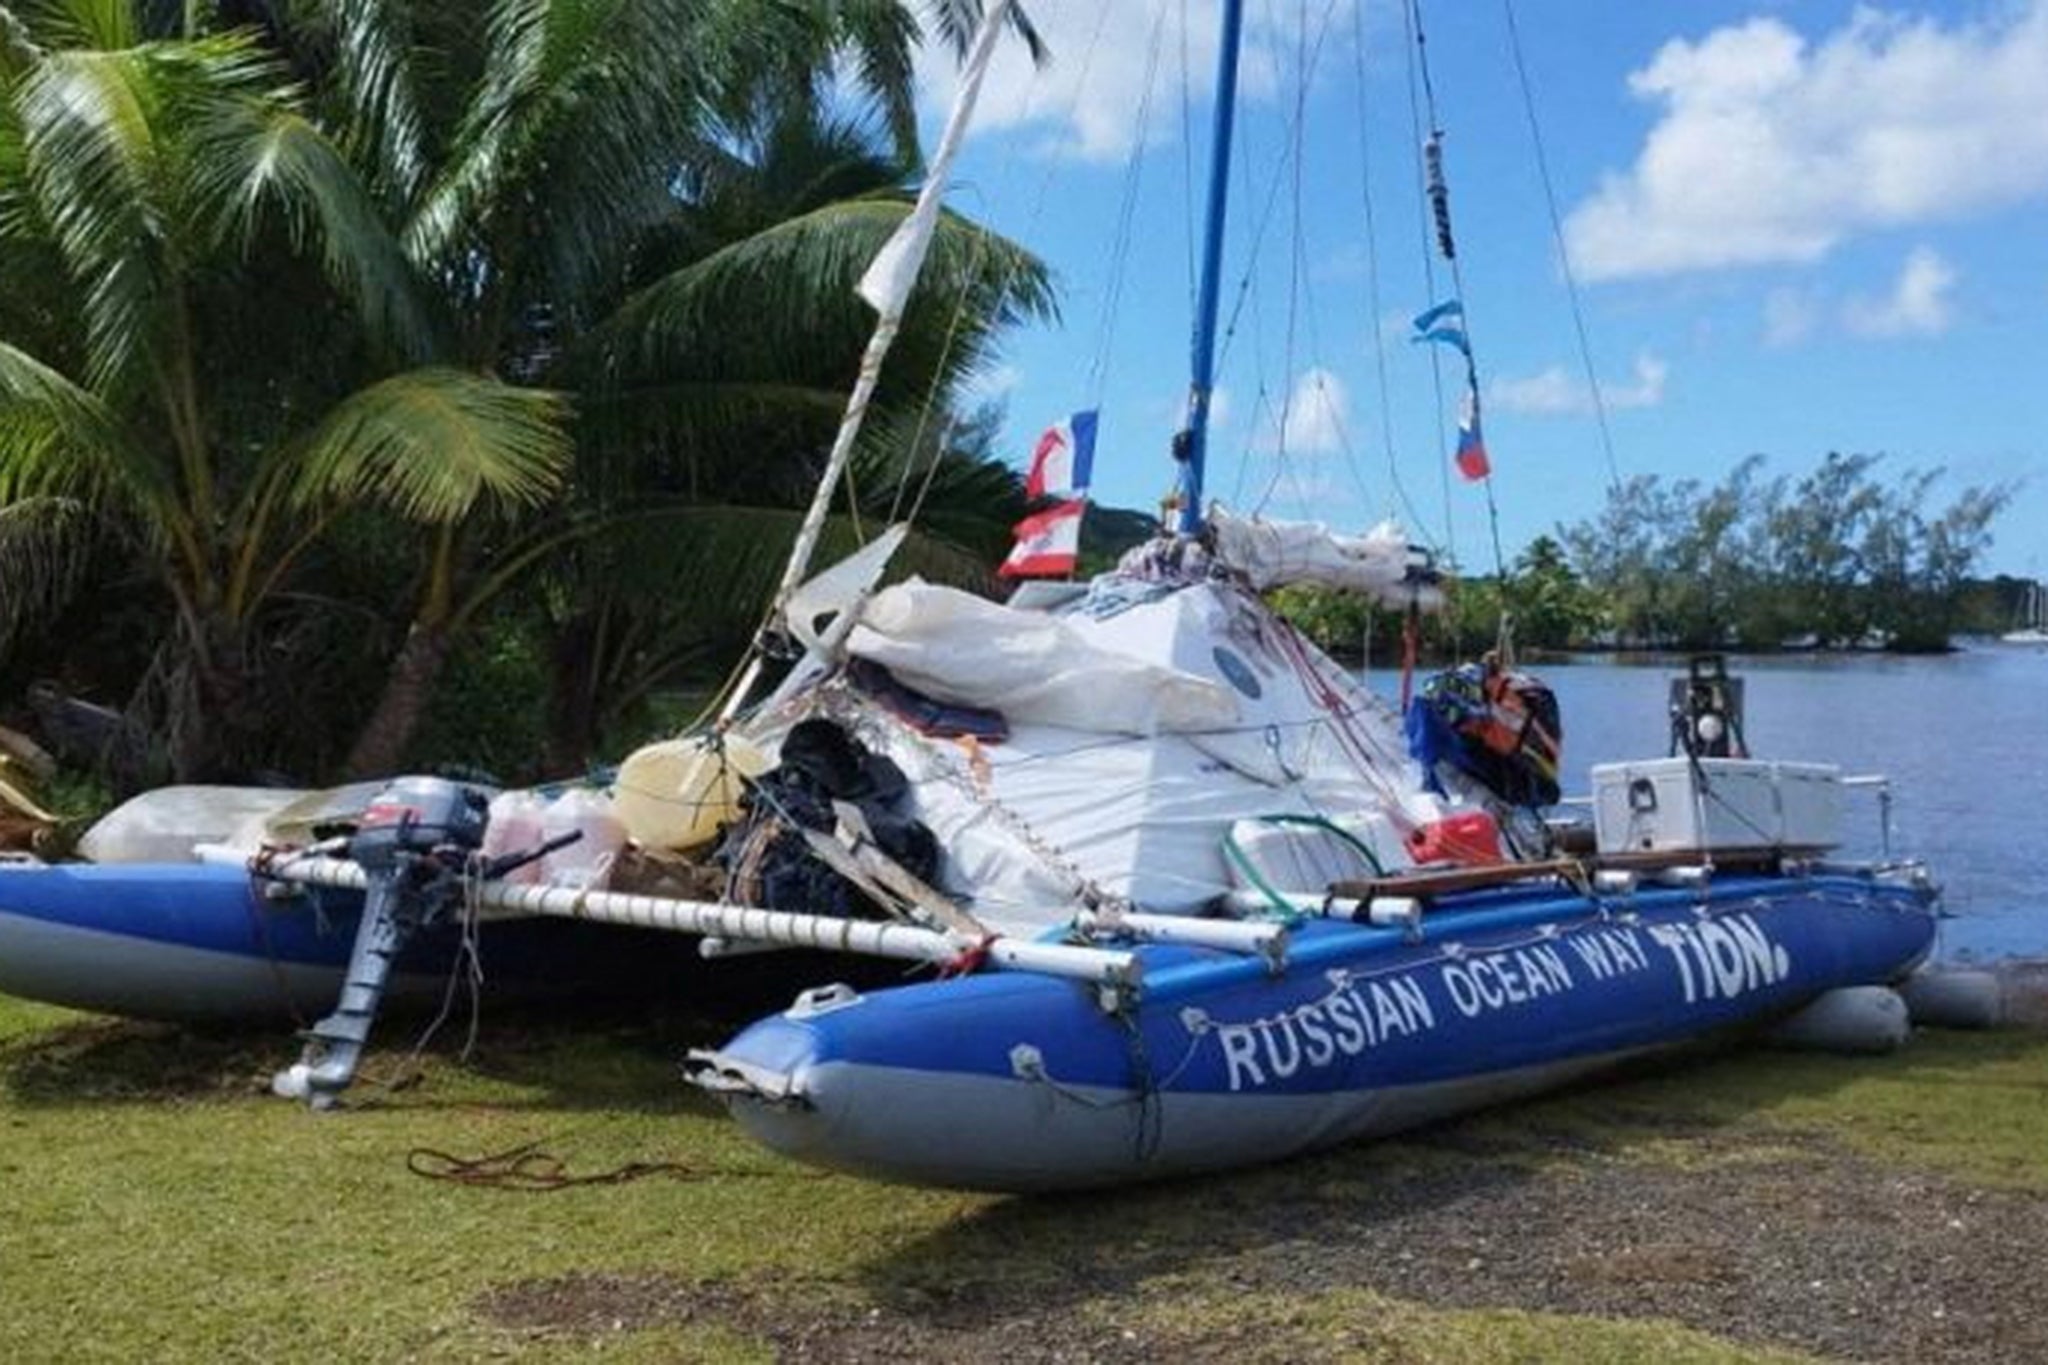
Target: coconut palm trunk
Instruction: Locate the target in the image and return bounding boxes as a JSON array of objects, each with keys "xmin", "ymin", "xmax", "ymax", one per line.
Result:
[{"xmin": 342, "ymin": 622, "xmax": 450, "ymax": 780}]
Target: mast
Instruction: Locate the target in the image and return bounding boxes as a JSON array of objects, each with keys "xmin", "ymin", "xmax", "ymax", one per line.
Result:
[
  {"xmin": 715, "ymin": 0, "xmax": 1014, "ymax": 723},
  {"xmin": 1174, "ymin": 0, "xmax": 1247, "ymax": 537}
]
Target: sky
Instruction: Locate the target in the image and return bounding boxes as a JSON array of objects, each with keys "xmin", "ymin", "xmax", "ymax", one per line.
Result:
[{"xmin": 908, "ymin": 0, "xmax": 2048, "ymax": 578}]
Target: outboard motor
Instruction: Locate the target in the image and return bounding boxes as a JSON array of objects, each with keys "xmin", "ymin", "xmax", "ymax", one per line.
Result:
[
  {"xmin": 272, "ymin": 776, "xmax": 568, "ymax": 1109},
  {"xmin": 1670, "ymin": 654, "xmax": 1747, "ymax": 759}
]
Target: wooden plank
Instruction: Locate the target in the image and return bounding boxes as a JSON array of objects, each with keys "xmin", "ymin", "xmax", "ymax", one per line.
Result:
[{"xmin": 1328, "ymin": 845, "xmax": 1800, "ymax": 904}]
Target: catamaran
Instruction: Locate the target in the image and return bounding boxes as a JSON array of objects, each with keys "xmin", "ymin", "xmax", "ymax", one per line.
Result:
[{"xmin": 0, "ymin": 0, "xmax": 1944, "ymax": 1191}]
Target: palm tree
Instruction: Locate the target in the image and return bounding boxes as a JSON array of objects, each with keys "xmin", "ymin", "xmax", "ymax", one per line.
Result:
[
  {"xmin": 0, "ymin": 3, "xmax": 568, "ymax": 779},
  {"xmin": 299, "ymin": 0, "xmax": 1052, "ymax": 778}
]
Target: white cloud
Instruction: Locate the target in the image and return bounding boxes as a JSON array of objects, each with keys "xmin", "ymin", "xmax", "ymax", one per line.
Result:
[
  {"xmin": 964, "ymin": 362, "xmax": 1023, "ymax": 400},
  {"xmin": 916, "ymin": 1, "xmax": 1362, "ymax": 163},
  {"xmin": 1763, "ymin": 287, "xmax": 1818, "ymax": 347},
  {"xmin": 1260, "ymin": 367, "xmax": 1349, "ymax": 454},
  {"xmin": 1491, "ymin": 354, "xmax": 1667, "ymax": 416},
  {"xmin": 1565, "ymin": 4, "xmax": 2048, "ymax": 280},
  {"xmin": 1843, "ymin": 246, "xmax": 1957, "ymax": 337}
]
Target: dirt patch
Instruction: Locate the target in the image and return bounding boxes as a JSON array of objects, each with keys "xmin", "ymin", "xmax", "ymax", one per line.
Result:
[
  {"xmin": 1252, "ymin": 1134, "xmax": 2046, "ymax": 1364},
  {"xmin": 477, "ymin": 1274, "xmax": 1140, "ymax": 1363},
  {"xmin": 477, "ymin": 1129, "xmax": 2048, "ymax": 1364}
]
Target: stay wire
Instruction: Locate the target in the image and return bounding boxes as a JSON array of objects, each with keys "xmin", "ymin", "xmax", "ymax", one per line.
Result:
[
  {"xmin": 1408, "ymin": 0, "xmax": 1510, "ymax": 647},
  {"xmin": 1350, "ymin": 0, "xmax": 1429, "ymax": 536},
  {"xmin": 1087, "ymin": 0, "xmax": 1175, "ymax": 404},
  {"xmin": 1399, "ymin": 0, "xmax": 1457, "ymax": 574},
  {"xmin": 885, "ymin": 0, "xmax": 1116, "ymax": 532},
  {"xmin": 1501, "ymin": 0, "xmax": 1624, "ymax": 494},
  {"xmin": 1255, "ymin": 0, "xmax": 1317, "ymax": 518},
  {"xmin": 1213, "ymin": 0, "xmax": 1340, "ymax": 378},
  {"xmin": 1226, "ymin": 0, "xmax": 1347, "ymax": 515}
]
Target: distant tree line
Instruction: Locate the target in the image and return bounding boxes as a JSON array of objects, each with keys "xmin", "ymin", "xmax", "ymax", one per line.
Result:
[
  {"xmin": 1274, "ymin": 453, "xmax": 2014, "ymax": 659},
  {"xmin": 1556, "ymin": 453, "xmax": 2010, "ymax": 652}
]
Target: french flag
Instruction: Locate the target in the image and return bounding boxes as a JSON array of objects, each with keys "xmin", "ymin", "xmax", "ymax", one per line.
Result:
[
  {"xmin": 1024, "ymin": 410, "xmax": 1098, "ymax": 500},
  {"xmin": 998, "ymin": 499, "xmax": 1086, "ymax": 579},
  {"xmin": 1455, "ymin": 384, "xmax": 1491, "ymax": 482}
]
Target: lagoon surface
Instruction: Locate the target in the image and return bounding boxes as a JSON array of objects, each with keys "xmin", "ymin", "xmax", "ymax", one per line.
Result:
[{"xmin": 1376, "ymin": 644, "xmax": 2048, "ymax": 961}]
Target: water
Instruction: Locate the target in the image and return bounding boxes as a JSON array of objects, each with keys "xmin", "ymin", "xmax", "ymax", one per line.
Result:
[{"xmin": 1376, "ymin": 646, "xmax": 2048, "ymax": 962}]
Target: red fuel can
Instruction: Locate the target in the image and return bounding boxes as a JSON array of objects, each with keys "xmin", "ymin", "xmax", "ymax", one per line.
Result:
[{"xmin": 1406, "ymin": 810, "xmax": 1504, "ymax": 866}]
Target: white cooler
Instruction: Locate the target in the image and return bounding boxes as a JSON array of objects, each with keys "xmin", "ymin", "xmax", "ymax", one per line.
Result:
[{"xmin": 1591, "ymin": 758, "xmax": 1842, "ymax": 855}]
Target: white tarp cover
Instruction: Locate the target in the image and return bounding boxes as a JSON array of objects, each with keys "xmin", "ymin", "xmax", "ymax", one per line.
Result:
[
  {"xmin": 80, "ymin": 786, "xmax": 309, "ymax": 863},
  {"xmin": 798, "ymin": 579, "xmax": 1447, "ymax": 929},
  {"xmin": 1207, "ymin": 506, "xmax": 1443, "ymax": 610},
  {"xmin": 846, "ymin": 581, "xmax": 1239, "ymax": 736}
]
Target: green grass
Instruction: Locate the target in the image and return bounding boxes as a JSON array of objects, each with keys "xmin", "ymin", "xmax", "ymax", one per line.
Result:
[
  {"xmin": 0, "ymin": 991, "xmax": 2041, "ymax": 1362},
  {"xmin": 1104, "ymin": 1280, "xmax": 1822, "ymax": 1364},
  {"xmin": 1471, "ymin": 1029, "xmax": 2048, "ymax": 1190}
]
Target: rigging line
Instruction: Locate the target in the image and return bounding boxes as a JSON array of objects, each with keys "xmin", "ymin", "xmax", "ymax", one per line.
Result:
[
  {"xmin": 1087, "ymin": 0, "xmax": 1175, "ymax": 404},
  {"xmin": 1179, "ymin": 0, "xmax": 1200, "ymax": 313},
  {"xmin": 885, "ymin": 0, "xmax": 1106, "ymax": 528},
  {"xmin": 1300, "ymin": 287, "xmax": 1381, "ymax": 518},
  {"xmin": 907, "ymin": 0, "xmax": 1122, "ymax": 528},
  {"xmin": 1399, "ymin": 0, "xmax": 1456, "ymax": 571},
  {"xmin": 1224, "ymin": 0, "xmax": 1347, "ymax": 510},
  {"xmin": 1255, "ymin": 0, "xmax": 1316, "ymax": 520},
  {"xmin": 1350, "ymin": 0, "xmax": 1429, "ymax": 538},
  {"xmin": 889, "ymin": 201, "xmax": 997, "ymax": 526},
  {"xmin": 1231, "ymin": 380, "xmax": 1275, "ymax": 506},
  {"xmin": 1408, "ymin": 0, "xmax": 1508, "ymax": 614},
  {"xmin": 1500, "ymin": 0, "xmax": 1623, "ymax": 494},
  {"xmin": 1213, "ymin": 0, "xmax": 1343, "ymax": 378}
]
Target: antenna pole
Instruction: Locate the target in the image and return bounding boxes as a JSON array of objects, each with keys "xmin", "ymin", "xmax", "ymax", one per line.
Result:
[{"xmin": 1175, "ymin": 0, "xmax": 1246, "ymax": 537}]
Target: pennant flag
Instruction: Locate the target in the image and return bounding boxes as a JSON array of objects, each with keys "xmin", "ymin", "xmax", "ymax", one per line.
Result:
[
  {"xmin": 999, "ymin": 499, "xmax": 1086, "ymax": 579},
  {"xmin": 1455, "ymin": 385, "xmax": 1491, "ymax": 482},
  {"xmin": 854, "ymin": 0, "xmax": 1013, "ymax": 314},
  {"xmin": 1411, "ymin": 298, "xmax": 1470, "ymax": 357},
  {"xmin": 1024, "ymin": 410, "xmax": 1098, "ymax": 500}
]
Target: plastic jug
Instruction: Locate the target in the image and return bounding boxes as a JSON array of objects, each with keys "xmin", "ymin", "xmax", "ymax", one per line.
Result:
[
  {"xmin": 611, "ymin": 734, "xmax": 769, "ymax": 851},
  {"xmin": 540, "ymin": 787, "xmax": 627, "ymax": 890},
  {"xmin": 478, "ymin": 790, "xmax": 550, "ymax": 884}
]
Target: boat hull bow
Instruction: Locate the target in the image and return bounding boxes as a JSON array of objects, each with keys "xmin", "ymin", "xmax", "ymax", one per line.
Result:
[{"xmin": 695, "ymin": 873, "xmax": 1938, "ymax": 1191}]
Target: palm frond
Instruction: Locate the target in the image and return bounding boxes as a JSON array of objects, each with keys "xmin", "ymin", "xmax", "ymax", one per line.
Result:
[
  {"xmin": 572, "ymin": 377, "xmax": 853, "ymax": 509},
  {"xmin": 0, "ymin": 338, "xmax": 164, "ymax": 504},
  {"xmin": 304, "ymin": 0, "xmax": 430, "ymax": 207},
  {"xmin": 17, "ymin": 0, "xmax": 136, "ymax": 52},
  {"xmin": 194, "ymin": 99, "xmax": 438, "ymax": 362},
  {"xmin": 0, "ymin": 493, "xmax": 97, "ymax": 659},
  {"xmin": 15, "ymin": 45, "xmax": 172, "ymax": 392},
  {"xmin": 0, "ymin": 7, "xmax": 46, "ymax": 80},
  {"xmin": 405, "ymin": 0, "xmax": 721, "ymax": 304},
  {"xmin": 826, "ymin": 1, "xmax": 921, "ymax": 161},
  {"xmin": 522, "ymin": 502, "xmax": 1003, "ymax": 686},
  {"xmin": 594, "ymin": 197, "xmax": 1053, "ymax": 387},
  {"xmin": 281, "ymin": 367, "xmax": 570, "ymax": 522},
  {"xmin": 922, "ymin": 0, "xmax": 1044, "ymax": 65}
]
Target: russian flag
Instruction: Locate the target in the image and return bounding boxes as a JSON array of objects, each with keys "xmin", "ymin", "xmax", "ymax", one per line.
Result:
[
  {"xmin": 1024, "ymin": 410, "xmax": 1098, "ymax": 500},
  {"xmin": 1455, "ymin": 385, "xmax": 1491, "ymax": 482},
  {"xmin": 998, "ymin": 499, "xmax": 1086, "ymax": 579}
]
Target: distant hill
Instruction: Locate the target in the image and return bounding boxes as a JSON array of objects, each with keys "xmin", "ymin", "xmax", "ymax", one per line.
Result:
[{"xmin": 1080, "ymin": 503, "xmax": 1160, "ymax": 570}]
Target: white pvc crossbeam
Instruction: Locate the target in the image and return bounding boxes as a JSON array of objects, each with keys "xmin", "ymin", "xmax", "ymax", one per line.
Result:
[
  {"xmin": 1075, "ymin": 909, "xmax": 1287, "ymax": 957},
  {"xmin": 245, "ymin": 854, "xmax": 1136, "ymax": 988}
]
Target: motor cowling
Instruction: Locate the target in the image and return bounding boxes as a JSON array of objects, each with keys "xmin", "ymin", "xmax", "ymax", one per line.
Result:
[{"xmin": 346, "ymin": 776, "xmax": 488, "ymax": 871}]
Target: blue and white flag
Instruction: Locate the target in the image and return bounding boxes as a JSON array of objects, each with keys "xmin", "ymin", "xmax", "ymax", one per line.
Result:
[
  {"xmin": 1025, "ymin": 409, "xmax": 1098, "ymax": 500},
  {"xmin": 1411, "ymin": 298, "xmax": 1470, "ymax": 357}
]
